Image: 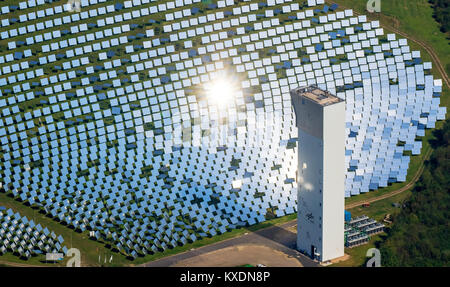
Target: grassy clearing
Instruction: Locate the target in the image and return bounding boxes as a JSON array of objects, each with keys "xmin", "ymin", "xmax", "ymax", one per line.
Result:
[
  {"xmin": 348, "ymin": 187, "xmax": 412, "ymax": 222},
  {"xmin": 0, "ymin": 252, "xmax": 50, "ymax": 267}
]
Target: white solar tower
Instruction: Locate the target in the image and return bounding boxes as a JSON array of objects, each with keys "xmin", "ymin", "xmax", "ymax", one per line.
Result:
[{"xmin": 291, "ymin": 86, "xmax": 345, "ymax": 262}]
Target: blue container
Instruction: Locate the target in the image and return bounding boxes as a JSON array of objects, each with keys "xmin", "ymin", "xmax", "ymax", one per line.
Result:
[{"xmin": 345, "ymin": 210, "xmax": 351, "ymax": 222}]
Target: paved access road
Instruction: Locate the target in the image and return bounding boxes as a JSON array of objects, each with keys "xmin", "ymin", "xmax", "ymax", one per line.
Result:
[{"xmin": 141, "ymin": 220, "xmax": 318, "ymax": 267}]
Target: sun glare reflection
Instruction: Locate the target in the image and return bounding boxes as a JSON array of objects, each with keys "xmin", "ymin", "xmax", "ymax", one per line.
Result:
[{"xmin": 204, "ymin": 72, "xmax": 240, "ymax": 107}]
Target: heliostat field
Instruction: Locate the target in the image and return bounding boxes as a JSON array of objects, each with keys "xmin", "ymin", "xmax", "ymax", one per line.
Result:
[{"xmin": 0, "ymin": 0, "xmax": 445, "ymax": 259}]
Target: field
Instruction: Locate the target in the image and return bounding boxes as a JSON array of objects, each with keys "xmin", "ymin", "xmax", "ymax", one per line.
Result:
[
  {"xmin": 338, "ymin": 0, "xmax": 449, "ymax": 219},
  {"xmin": 327, "ymin": 0, "xmax": 450, "ymax": 78},
  {"xmin": 334, "ymin": 0, "xmax": 449, "ymax": 267},
  {"xmin": 0, "ymin": 0, "xmax": 449, "ymax": 267},
  {"xmin": 1, "ymin": 189, "xmax": 297, "ymax": 266}
]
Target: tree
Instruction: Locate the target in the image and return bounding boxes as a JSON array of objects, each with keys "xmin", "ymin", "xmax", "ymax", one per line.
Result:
[{"xmin": 380, "ymin": 119, "xmax": 450, "ymax": 266}]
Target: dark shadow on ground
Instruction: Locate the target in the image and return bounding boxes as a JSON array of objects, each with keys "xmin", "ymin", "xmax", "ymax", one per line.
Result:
[
  {"xmin": 247, "ymin": 224, "xmax": 297, "ymax": 250},
  {"xmin": 428, "ymin": 119, "xmax": 449, "ymax": 149}
]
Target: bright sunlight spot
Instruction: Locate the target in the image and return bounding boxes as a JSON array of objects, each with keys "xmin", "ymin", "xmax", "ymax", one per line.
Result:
[{"xmin": 204, "ymin": 73, "xmax": 239, "ymax": 107}]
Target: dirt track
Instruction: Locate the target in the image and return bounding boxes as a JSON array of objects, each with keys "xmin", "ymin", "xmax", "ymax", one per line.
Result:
[{"xmin": 0, "ymin": 260, "xmax": 43, "ymax": 267}]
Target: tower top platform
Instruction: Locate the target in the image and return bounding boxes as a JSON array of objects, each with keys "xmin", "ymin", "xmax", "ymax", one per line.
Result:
[{"xmin": 291, "ymin": 86, "xmax": 343, "ymax": 107}]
